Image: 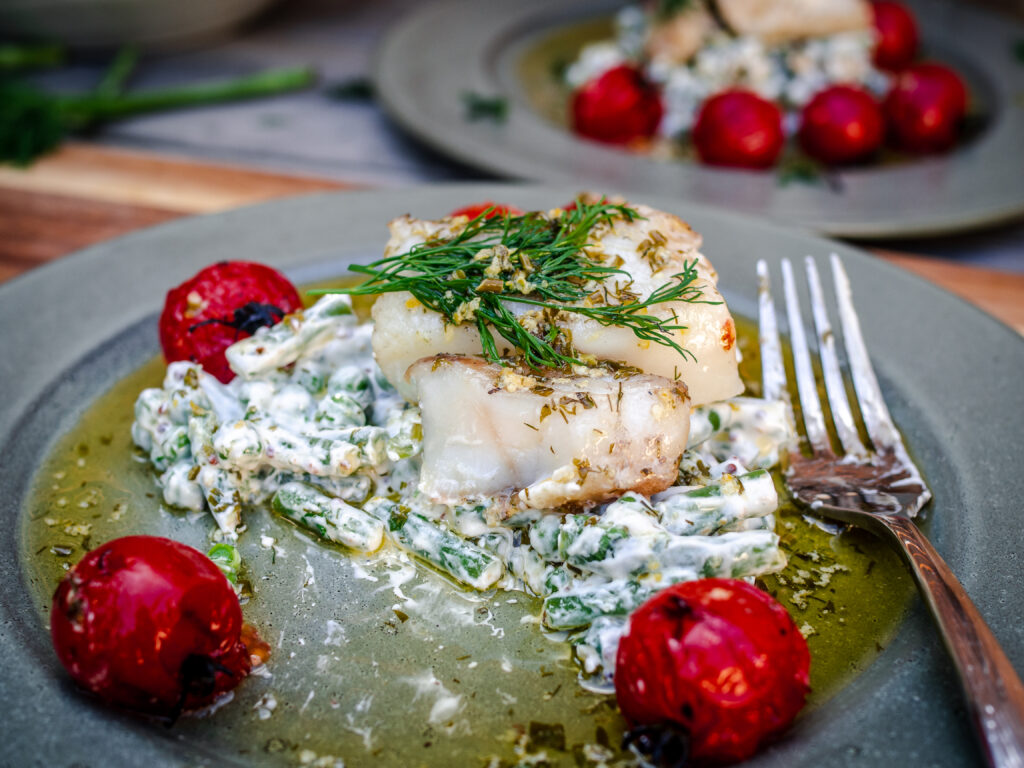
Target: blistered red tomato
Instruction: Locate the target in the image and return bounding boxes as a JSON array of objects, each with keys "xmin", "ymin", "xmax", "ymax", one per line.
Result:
[
  {"xmin": 571, "ymin": 65, "xmax": 663, "ymax": 145},
  {"xmin": 51, "ymin": 536, "xmax": 253, "ymax": 718},
  {"xmin": 871, "ymin": 1, "xmax": 919, "ymax": 71},
  {"xmin": 159, "ymin": 261, "xmax": 302, "ymax": 383},
  {"xmin": 615, "ymin": 579, "xmax": 810, "ymax": 765},
  {"xmin": 799, "ymin": 85, "xmax": 884, "ymax": 165},
  {"xmin": 692, "ymin": 91, "xmax": 785, "ymax": 169},
  {"xmin": 448, "ymin": 202, "xmax": 523, "ymax": 220},
  {"xmin": 884, "ymin": 63, "xmax": 968, "ymax": 153}
]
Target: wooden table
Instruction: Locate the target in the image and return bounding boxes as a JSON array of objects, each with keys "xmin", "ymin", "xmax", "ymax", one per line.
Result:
[{"xmin": 2, "ymin": 143, "xmax": 1022, "ymax": 336}]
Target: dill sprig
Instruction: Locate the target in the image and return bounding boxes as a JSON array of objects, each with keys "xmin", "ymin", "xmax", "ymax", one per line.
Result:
[{"xmin": 317, "ymin": 200, "xmax": 708, "ymax": 369}]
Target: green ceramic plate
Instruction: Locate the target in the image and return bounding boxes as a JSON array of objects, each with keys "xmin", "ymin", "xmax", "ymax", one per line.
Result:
[
  {"xmin": 374, "ymin": 0, "xmax": 1024, "ymax": 238},
  {"xmin": 1, "ymin": 185, "xmax": 1021, "ymax": 766}
]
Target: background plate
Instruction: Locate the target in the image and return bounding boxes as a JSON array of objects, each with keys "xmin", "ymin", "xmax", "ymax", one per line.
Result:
[
  {"xmin": 1, "ymin": 185, "xmax": 1022, "ymax": 766},
  {"xmin": 373, "ymin": 0, "xmax": 1024, "ymax": 238}
]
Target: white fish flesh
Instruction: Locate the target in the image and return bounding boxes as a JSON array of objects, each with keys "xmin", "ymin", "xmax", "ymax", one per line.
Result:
[
  {"xmin": 644, "ymin": 3, "xmax": 716, "ymax": 65},
  {"xmin": 716, "ymin": 0, "xmax": 871, "ymax": 45},
  {"xmin": 407, "ymin": 355, "xmax": 691, "ymax": 512},
  {"xmin": 372, "ymin": 202, "xmax": 742, "ymax": 406}
]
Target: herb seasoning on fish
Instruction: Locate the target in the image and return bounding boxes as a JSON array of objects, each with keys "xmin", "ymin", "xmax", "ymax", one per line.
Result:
[{"xmin": 316, "ymin": 199, "xmax": 706, "ymax": 371}]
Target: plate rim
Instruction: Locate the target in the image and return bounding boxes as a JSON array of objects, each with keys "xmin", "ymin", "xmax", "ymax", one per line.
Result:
[
  {"xmin": 372, "ymin": 0, "xmax": 1024, "ymax": 239},
  {"xmin": 2, "ymin": 183, "xmax": 1022, "ymax": 766}
]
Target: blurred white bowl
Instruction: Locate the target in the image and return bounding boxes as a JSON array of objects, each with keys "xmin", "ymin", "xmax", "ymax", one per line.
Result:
[{"xmin": 0, "ymin": 0, "xmax": 279, "ymax": 49}]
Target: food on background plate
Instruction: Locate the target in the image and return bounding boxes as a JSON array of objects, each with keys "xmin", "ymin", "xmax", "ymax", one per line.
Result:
[
  {"xmin": 691, "ymin": 90, "xmax": 785, "ymax": 168},
  {"xmin": 870, "ymin": 0, "xmax": 919, "ymax": 70},
  {"xmin": 571, "ymin": 64, "xmax": 665, "ymax": 145},
  {"xmin": 883, "ymin": 63, "xmax": 968, "ymax": 153},
  {"xmin": 798, "ymin": 84, "xmax": 884, "ymax": 164},
  {"xmin": 53, "ymin": 197, "xmax": 819, "ymax": 762},
  {"xmin": 715, "ymin": 0, "xmax": 871, "ymax": 46},
  {"xmin": 564, "ymin": 0, "xmax": 970, "ymax": 168}
]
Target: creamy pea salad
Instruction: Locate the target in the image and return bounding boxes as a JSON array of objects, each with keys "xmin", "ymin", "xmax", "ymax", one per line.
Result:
[
  {"xmin": 567, "ymin": 1, "xmax": 889, "ymax": 138},
  {"xmin": 131, "ymin": 199, "xmax": 793, "ymax": 691}
]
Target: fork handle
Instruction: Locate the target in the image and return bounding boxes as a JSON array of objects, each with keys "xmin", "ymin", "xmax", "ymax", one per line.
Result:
[{"xmin": 884, "ymin": 515, "xmax": 1024, "ymax": 768}]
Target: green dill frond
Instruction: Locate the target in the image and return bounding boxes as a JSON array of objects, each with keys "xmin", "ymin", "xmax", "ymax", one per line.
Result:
[{"xmin": 317, "ymin": 200, "xmax": 709, "ymax": 369}]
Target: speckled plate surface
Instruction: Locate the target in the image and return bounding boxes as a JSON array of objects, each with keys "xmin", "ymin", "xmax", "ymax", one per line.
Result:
[
  {"xmin": 374, "ymin": 0, "xmax": 1024, "ymax": 238},
  {"xmin": 1, "ymin": 185, "xmax": 1022, "ymax": 767}
]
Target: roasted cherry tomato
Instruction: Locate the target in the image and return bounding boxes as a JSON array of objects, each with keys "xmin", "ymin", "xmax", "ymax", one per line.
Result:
[
  {"xmin": 159, "ymin": 261, "xmax": 302, "ymax": 383},
  {"xmin": 871, "ymin": 1, "xmax": 919, "ymax": 71},
  {"xmin": 448, "ymin": 202, "xmax": 523, "ymax": 220},
  {"xmin": 798, "ymin": 85, "xmax": 884, "ymax": 165},
  {"xmin": 571, "ymin": 64, "xmax": 664, "ymax": 145},
  {"xmin": 692, "ymin": 91, "xmax": 785, "ymax": 169},
  {"xmin": 884, "ymin": 63, "xmax": 968, "ymax": 153},
  {"xmin": 51, "ymin": 535, "xmax": 253, "ymax": 718},
  {"xmin": 615, "ymin": 579, "xmax": 810, "ymax": 765}
]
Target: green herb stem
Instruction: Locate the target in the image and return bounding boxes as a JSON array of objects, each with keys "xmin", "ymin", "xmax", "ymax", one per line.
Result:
[
  {"xmin": 0, "ymin": 43, "xmax": 64, "ymax": 71},
  {"xmin": 94, "ymin": 46, "xmax": 139, "ymax": 99},
  {"xmin": 1, "ymin": 62, "xmax": 316, "ymax": 167},
  {"xmin": 326, "ymin": 77, "xmax": 375, "ymax": 101},
  {"xmin": 207, "ymin": 543, "xmax": 242, "ymax": 584},
  {"xmin": 461, "ymin": 91, "xmax": 507, "ymax": 121},
  {"xmin": 58, "ymin": 66, "xmax": 315, "ymax": 128}
]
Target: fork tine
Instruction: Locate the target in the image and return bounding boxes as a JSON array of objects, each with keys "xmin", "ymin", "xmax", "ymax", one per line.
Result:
[
  {"xmin": 756, "ymin": 260, "xmax": 785, "ymax": 402},
  {"xmin": 781, "ymin": 258, "xmax": 830, "ymax": 452},
  {"xmin": 805, "ymin": 257, "xmax": 869, "ymax": 459},
  {"xmin": 829, "ymin": 254, "xmax": 901, "ymax": 451}
]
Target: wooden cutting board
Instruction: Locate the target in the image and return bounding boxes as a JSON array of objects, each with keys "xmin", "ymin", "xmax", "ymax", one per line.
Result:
[{"xmin": 1, "ymin": 144, "xmax": 1021, "ymax": 335}]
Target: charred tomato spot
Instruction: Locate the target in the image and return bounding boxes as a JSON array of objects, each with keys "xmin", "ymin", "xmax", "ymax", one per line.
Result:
[
  {"xmin": 179, "ymin": 654, "xmax": 228, "ymax": 702},
  {"xmin": 189, "ymin": 301, "xmax": 287, "ymax": 338},
  {"xmin": 623, "ymin": 722, "xmax": 691, "ymax": 768},
  {"xmin": 663, "ymin": 594, "xmax": 693, "ymax": 620}
]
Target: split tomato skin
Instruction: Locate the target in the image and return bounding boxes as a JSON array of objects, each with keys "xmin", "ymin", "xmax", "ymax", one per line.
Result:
[
  {"xmin": 571, "ymin": 64, "xmax": 664, "ymax": 145},
  {"xmin": 51, "ymin": 535, "xmax": 251, "ymax": 717},
  {"xmin": 871, "ymin": 1, "xmax": 919, "ymax": 71},
  {"xmin": 799, "ymin": 85, "xmax": 885, "ymax": 165},
  {"xmin": 448, "ymin": 202, "xmax": 523, "ymax": 220},
  {"xmin": 884, "ymin": 63, "xmax": 968, "ymax": 153},
  {"xmin": 692, "ymin": 91, "xmax": 785, "ymax": 169},
  {"xmin": 159, "ymin": 261, "xmax": 302, "ymax": 383},
  {"xmin": 615, "ymin": 579, "xmax": 810, "ymax": 765}
]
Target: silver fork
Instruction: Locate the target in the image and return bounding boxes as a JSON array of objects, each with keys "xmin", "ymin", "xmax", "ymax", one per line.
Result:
[{"xmin": 758, "ymin": 254, "xmax": 1024, "ymax": 768}]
